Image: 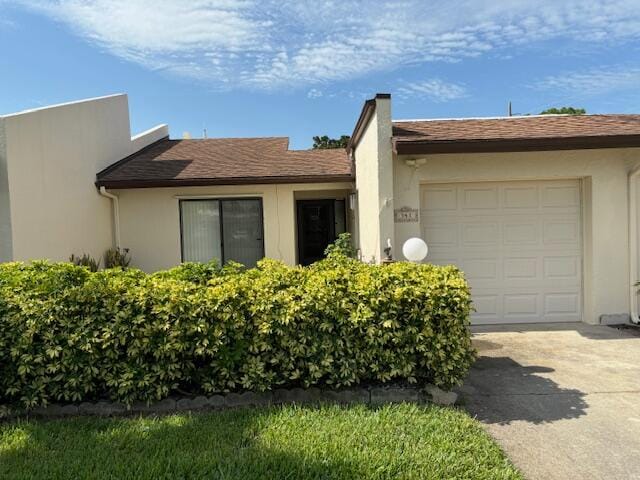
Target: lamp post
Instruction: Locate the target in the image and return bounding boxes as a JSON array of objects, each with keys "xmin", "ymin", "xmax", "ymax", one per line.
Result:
[{"xmin": 402, "ymin": 237, "xmax": 428, "ymax": 263}]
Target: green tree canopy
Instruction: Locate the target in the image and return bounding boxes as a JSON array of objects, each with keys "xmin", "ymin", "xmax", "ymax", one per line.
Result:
[
  {"xmin": 540, "ymin": 107, "xmax": 586, "ymax": 115},
  {"xmin": 312, "ymin": 135, "xmax": 350, "ymax": 149}
]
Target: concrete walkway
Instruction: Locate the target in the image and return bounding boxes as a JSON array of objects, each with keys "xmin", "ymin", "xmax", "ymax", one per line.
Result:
[{"xmin": 461, "ymin": 323, "xmax": 640, "ymax": 480}]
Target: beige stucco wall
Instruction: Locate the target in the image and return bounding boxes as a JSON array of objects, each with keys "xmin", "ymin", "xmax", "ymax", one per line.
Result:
[
  {"xmin": 393, "ymin": 148, "xmax": 640, "ymax": 324},
  {"xmin": 115, "ymin": 182, "xmax": 354, "ymax": 272},
  {"xmin": 353, "ymin": 97, "xmax": 394, "ymax": 262},
  {"xmin": 0, "ymin": 118, "xmax": 11, "ymax": 261},
  {"xmin": 0, "ymin": 94, "xmax": 167, "ymax": 263}
]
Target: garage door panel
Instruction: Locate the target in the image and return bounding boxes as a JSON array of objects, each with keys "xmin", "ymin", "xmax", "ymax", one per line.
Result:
[
  {"xmin": 504, "ymin": 294, "xmax": 539, "ymax": 317},
  {"xmin": 504, "ymin": 186, "xmax": 539, "ymax": 209},
  {"xmin": 462, "ymin": 186, "xmax": 499, "ymax": 210},
  {"xmin": 423, "ymin": 224, "xmax": 458, "ymax": 247},
  {"xmin": 462, "ymin": 223, "xmax": 499, "ymax": 246},
  {"xmin": 544, "ymin": 292, "xmax": 580, "ymax": 314},
  {"xmin": 542, "ymin": 184, "xmax": 580, "ymax": 208},
  {"xmin": 460, "ymin": 258, "xmax": 499, "ymax": 281},
  {"xmin": 422, "ymin": 187, "xmax": 457, "ymax": 211},
  {"xmin": 503, "ymin": 221, "xmax": 540, "ymax": 245},
  {"xmin": 472, "ymin": 294, "xmax": 500, "ymax": 320},
  {"xmin": 543, "ymin": 256, "xmax": 580, "ymax": 280},
  {"xmin": 504, "ymin": 257, "xmax": 538, "ymax": 279},
  {"xmin": 543, "ymin": 219, "xmax": 580, "ymax": 245},
  {"xmin": 421, "ymin": 180, "xmax": 582, "ymax": 325}
]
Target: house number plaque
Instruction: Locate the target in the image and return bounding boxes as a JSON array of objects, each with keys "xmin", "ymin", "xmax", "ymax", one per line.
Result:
[{"xmin": 394, "ymin": 206, "xmax": 419, "ymax": 223}]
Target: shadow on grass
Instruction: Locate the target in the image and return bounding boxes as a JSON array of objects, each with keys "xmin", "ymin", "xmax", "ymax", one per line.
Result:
[
  {"xmin": 0, "ymin": 403, "xmax": 524, "ymax": 480},
  {"xmin": 0, "ymin": 408, "xmax": 361, "ymax": 480}
]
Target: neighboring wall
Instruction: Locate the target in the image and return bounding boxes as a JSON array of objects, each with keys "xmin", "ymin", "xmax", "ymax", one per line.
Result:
[
  {"xmin": 0, "ymin": 94, "xmax": 167, "ymax": 262},
  {"xmin": 0, "ymin": 118, "xmax": 11, "ymax": 261},
  {"xmin": 353, "ymin": 96, "xmax": 394, "ymax": 262},
  {"xmin": 393, "ymin": 147, "xmax": 640, "ymax": 324},
  {"xmin": 116, "ymin": 182, "xmax": 354, "ymax": 272}
]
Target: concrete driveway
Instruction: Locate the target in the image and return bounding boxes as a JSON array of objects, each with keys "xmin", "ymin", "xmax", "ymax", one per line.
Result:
[{"xmin": 461, "ymin": 323, "xmax": 640, "ymax": 480}]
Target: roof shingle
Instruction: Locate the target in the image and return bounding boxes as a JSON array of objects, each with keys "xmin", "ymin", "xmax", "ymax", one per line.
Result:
[
  {"xmin": 97, "ymin": 137, "xmax": 353, "ymax": 188},
  {"xmin": 393, "ymin": 114, "xmax": 640, "ymax": 142},
  {"xmin": 392, "ymin": 114, "xmax": 640, "ymax": 153}
]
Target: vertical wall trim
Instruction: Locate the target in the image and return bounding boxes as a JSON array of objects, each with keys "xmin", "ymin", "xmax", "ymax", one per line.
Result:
[{"xmin": 0, "ymin": 118, "xmax": 13, "ymax": 261}]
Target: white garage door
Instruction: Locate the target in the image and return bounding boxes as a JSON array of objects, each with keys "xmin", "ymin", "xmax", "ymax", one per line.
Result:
[{"xmin": 421, "ymin": 180, "xmax": 582, "ymax": 325}]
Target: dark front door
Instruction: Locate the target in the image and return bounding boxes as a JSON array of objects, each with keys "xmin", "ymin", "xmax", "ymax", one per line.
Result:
[{"xmin": 297, "ymin": 200, "xmax": 339, "ymax": 266}]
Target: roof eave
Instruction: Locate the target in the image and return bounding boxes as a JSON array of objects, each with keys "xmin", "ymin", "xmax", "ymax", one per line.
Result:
[
  {"xmin": 345, "ymin": 99, "xmax": 375, "ymax": 155},
  {"xmin": 394, "ymin": 134, "xmax": 640, "ymax": 155},
  {"xmin": 96, "ymin": 135, "xmax": 170, "ymax": 179},
  {"xmin": 95, "ymin": 174, "xmax": 355, "ymax": 190},
  {"xmin": 346, "ymin": 94, "xmax": 391, "ymax": 154}
]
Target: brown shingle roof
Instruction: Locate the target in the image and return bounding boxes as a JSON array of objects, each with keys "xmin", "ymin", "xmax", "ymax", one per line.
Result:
[
  {"xmin": 96, "ymin": 137, "xmax": 353, "ymax": 188},
  {"xmin": 393, "ymin": 114, "xmax": 640, "ymax": 154}
]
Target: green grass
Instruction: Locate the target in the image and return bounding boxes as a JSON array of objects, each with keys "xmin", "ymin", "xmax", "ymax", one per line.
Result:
[{"xmin": 0, "ymin": 404, "xmax": 522, "ymax": 479}]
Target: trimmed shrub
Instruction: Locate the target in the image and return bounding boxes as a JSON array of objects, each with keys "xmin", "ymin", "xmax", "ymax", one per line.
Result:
[
  {"xmin": 104, "ymin": 247, "xmax": 131, "ymax": 269},
  {"xmin": 69, "ymin": 253, "xmax": 100, "ymax": 272},
  {"xmin": 0, "ymin": 254, "xmax": 474, "ymax": 408}
]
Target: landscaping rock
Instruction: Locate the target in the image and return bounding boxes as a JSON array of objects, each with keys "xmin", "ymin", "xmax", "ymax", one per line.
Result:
[
  {"xmin": 32, "ymin": 403, "xmax": 79, "ymax": 417},
  {"xmin": 321, "ymin": 388, "xmax": 370, "ymax": 405},
  {"xmin": 274, "ymin": 387, "xmax": 323, "ymax": 405},
  {"xmin": 176, "ymin": 396, "xmax": 211, "ymax": 412},
  {"xmin": 453, "ymin": 383, "xmax": 478, "ymax": 398},
  {"xmin": 4, "ymin": 384, "xmax": 464, "ymax": 420},
  {"xmin": 424, "ymin": 384, "xmax": 458, "ymax": 406},
  {"xmin": 370, "ymin": 387, "xmax": 426, "ymax": 405},
  {"xmin": 224, "ymin": 391, "xmax": 273, "ymax": 408},
  {"xmin": 79, "ymin": 401, "xmax": 126, "ymax": 416},
  {"xmin": 131, "ymin": 398, "xmax": 176, "ymax": 414},
  {"xmin": 207, "ymin": 395, "xmax": 225, "ymax": 408}
]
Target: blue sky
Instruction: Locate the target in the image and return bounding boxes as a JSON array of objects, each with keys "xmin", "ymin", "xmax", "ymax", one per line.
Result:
[{"xmin": 1, "ymin": 1, "xmax": 640, "ymax": 149}]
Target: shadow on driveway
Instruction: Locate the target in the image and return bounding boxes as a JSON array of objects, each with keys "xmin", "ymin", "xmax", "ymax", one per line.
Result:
[
  {"xmin": 462, "ymin": 356, "xmax": 588, "ymax": 425},
  {"xmin": 460, "ymin": 324, "xmax": 640, "ymax": 480}
]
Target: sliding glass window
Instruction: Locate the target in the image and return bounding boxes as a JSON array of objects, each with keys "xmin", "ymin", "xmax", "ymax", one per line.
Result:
[{"xmin": 180, "ymin": 198, "xmax": 264, "ymax": 267}]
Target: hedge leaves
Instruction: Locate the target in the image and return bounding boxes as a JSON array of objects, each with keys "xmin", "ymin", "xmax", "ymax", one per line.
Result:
[{"xmin": 0, "ymin": 254, "xmax": 475, "ymax": 408}]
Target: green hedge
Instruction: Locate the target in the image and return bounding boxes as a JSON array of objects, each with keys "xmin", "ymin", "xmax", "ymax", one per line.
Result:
[{"xmin": 0, "ymin": 253, "xmax": 474, "ymax": 408}]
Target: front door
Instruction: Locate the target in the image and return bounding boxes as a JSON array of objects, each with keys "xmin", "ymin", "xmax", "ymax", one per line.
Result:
[{"xmin": 297, "ymin": 200, "xmax": 343, "ymax": 265}]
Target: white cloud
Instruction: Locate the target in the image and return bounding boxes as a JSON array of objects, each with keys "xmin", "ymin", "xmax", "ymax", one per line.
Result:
[
  {"xmin": 307, "ymin": 88, "xmax": 323, "ymax": 99},
  {"xmin": 533, "ymin": 65, "xmax": 640, "ymax": 96},
  {"xmin": 0, "ymin": 16, "xmax": 16, "ymax": 29},
  {"xmin": 11, "ymin": 0, "xmax": 640, "ymax": 90},
  {"xmin": 397, "ymin": 79, "xmax": 467, "ymax": 102}
]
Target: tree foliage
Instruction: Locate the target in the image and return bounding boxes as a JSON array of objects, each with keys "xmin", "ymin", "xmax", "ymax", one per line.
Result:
[
  {"xmin": 312, "ymin": 135, "xmax": 350, "ymax": 149},
  {"xmin": 540, "ymin": 107, "xmax": 586, "ymax": 115}
]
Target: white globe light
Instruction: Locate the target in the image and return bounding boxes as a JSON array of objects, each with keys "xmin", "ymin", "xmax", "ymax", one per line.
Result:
[{"xmin": 402, "ymin": 237, "xmax": 428, "ymax": 262}]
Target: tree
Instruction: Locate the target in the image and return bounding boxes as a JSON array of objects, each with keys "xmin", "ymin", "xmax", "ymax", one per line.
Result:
[
  {"xmin": 540, "ymin": 107, "xmax": 586, "ymax": 115},
  {"xmin": 312, "ymin": 135, "xmax": 350, "ymax": 149}
]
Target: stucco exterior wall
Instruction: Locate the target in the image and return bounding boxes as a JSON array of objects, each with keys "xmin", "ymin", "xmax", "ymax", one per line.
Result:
[
  {"xmin": 353, "ymin": 97, "xmax": 394, "ymax": 263},
  {"xmin": 393, "ymin": 148, "xmax": 640, "ymax": 324},
  {"xmin": 0, "ymin": 94, "xmax": 167, "ymax": 263},
  {"xmin": 116, "ymin": 182, "xmax": 354, "ymax": 272},
  {"xmin": 0, "ymin": 118, "xmax": 12, "ymax": 262}
]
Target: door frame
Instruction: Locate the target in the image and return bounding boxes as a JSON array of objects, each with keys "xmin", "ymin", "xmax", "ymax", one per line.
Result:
[{"xmin": 296, "ymin": 199, "xmax": 345, "ymax": 265}]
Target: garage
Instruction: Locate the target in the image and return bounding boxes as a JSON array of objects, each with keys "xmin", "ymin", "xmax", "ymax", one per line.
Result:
[{"xmin": 420, "ymin": 180, "xmax": 582, "ymax": 325}]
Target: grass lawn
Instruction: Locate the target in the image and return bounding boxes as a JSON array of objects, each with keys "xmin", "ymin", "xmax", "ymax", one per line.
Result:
[{"xmin": 0, "ymin": 403, "xmax": 521, "ymax": 479}]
